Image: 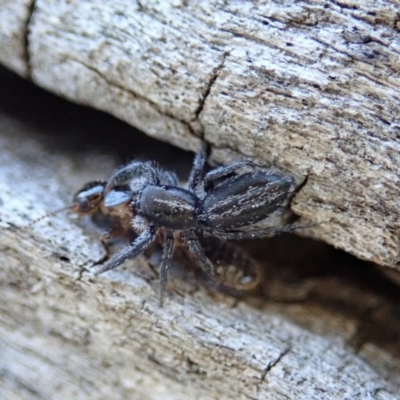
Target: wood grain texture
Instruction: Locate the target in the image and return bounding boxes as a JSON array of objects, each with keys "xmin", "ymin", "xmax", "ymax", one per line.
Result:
[
  {"xmin": 0, "ymin": 0, "xmax": 32, "ymax": 77},
  {"xmin": 0, "ymin": 78, "xmax": 400, "ymax": 399},
  {"xmin": 0, "ymin": 0, "xmax": 400, "ymax": 269}
]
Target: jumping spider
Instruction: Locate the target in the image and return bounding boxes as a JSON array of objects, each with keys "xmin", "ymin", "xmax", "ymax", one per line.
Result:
[
  {"xmin": 72, "ymin": 179, "xmax": 264, "ymax": 300},
  {"xmin": 72, "ymin": 146, "xmax": 305, "ymax": 305}
]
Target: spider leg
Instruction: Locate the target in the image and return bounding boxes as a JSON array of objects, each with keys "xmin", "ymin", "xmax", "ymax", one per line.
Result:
[
  {"xmin": 105, "ymin": 161, "xmax": 160, "ymax": 191},
  {"xmin": 183, "ymin": 230, "xmax": 215, "ymax": 277},
  {"xmin": 187, "ymin": 143, "xmax": 209, "ymax": 191},
  {"xmin": 159, "ymin": 230, "xmax": 175, "ymax": 307},
  {"xmin": 94, "ymin": 226, "xmax": 157, "ymax": 275},
  {"xmin": 208, "ymin": 222, "xmax": 313, "ymax": 241},
  {"xmin": 203, "ymin": 159, "xmax": 265, "ymax": 188},
  {"xmin": 158, "ymin": 169, "xmax": 179, "ymax": 186}
]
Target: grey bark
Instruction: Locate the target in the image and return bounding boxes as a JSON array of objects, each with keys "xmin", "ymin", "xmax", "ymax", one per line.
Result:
[
  {"xmin": 1, "ymin": 0, "xmax": 400, "ymax": 270},
  {"xmin": 1, "ymin": 0, "xmax": 400, "ymax": 398},
  {"xmin": 0, "ymin": 84, "xmax": 400, "ymax": 399}
]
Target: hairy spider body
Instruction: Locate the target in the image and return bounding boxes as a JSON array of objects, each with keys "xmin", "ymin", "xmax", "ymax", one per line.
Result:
[
  {"xmin": 73, "ymin": 180, "xmax": 263, "ymax": 297},
  {"xmin": 131, "ymin": 172, "xmax": 293, "ymax": 234},
  {"xmin": 138, "ymin": 185, "xmax": 198, "ymax": 229},
  {"xmin": 200, "ymin": 171, "xmax": 293, "ymax": 230},
  {"xmin": 73, "ymin": 146, "xmax": 304, "ymax": 305}
]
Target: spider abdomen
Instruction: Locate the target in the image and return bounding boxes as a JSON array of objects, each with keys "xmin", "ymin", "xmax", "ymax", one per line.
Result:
[
  {"xmin": 200, "ymin": 172, "xmax": 294, "ymax": 229},
  {"xmin": 139, "ymin": 185, "xmax": 198, "ymax": 229}
]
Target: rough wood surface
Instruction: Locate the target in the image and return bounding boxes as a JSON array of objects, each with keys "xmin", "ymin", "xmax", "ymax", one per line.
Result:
[
  {"xmin": 1, "ymin": 72, "xmax": 400, "ymax": 399},
  {"xmin": 1, "ymin": 0, "xmax": 400, "ymax": 270},
  {"xmin": 0, "ymin": 0, "xmax": 31, "ymax": 77}
]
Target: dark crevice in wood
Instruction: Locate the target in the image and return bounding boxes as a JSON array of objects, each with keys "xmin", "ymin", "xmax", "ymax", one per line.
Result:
[{"xmin": 22, "ymin": 0, "xmax": 36, "ymax": 79}]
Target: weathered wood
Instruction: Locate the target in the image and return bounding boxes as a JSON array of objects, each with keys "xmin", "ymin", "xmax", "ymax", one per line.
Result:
[
  {"xmin": 0, "ymin": 0, "xmax": 399, "ymax": 269},
  {"xmin": 0, "ymin": 0, "xmax": 32, "ymax": 77},
  {"xmin": 0, "ymin": 79, "xmax": 400, "ymax": 399}
]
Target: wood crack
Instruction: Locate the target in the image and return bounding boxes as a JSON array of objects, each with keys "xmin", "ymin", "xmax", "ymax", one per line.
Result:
[
  {"xmin": 192, "ymin": 51, "xmax": 228, "ymax": 124},
  {"xmin": 67, "ymin": 55, "xmax": 228, "ymax": 142},
  {"xmin": 259, "ymin": 347, "xmax": 291, "ymax": 386},
  {"xmin": 66, "ymin": 56, "xmax": 194, "ymax": 128},
  {"xmin": 22, "ymin": 0, "xmax": 36, "ymax": 79}
]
